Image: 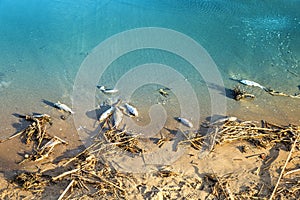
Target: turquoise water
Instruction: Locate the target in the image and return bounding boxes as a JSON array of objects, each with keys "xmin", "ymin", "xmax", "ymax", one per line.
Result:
[{"xmin": 0, "ymin": 0, "xmax": 300, "ymax": 138}]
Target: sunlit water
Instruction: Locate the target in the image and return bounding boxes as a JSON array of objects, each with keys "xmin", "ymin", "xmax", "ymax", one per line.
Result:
[{"xmin": 0, "ymin": 0, "xmax": 299, "ymax": 139}]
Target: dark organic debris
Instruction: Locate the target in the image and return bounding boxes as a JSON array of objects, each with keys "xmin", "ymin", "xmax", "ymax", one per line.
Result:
[
  {"xmin": 196, "ymin": 118, "xmax": 299, "ymax": 151},
  {"xmin": 103, "ymin": 129, "xmax": 143, "ymax": 154},
  {"xmin": 265, "ymin": 87, "xmax": 300, "ymax": 99},
  {"xmin": 0, "ymin": 114, "xmax": 67, "ymax": 163},
  {"xmin": 2, "ymin": 110, "xmax": 300, "ymax": 199},
  {"xmin": 158, "ymin": 88, "xmax": 169, "ymax": 97},
  {"xmin": 13, "ymin": 172, "xmax": 48, "ymax": 192},
  {"xmin": 233, "ymin": 85, "xmax": 255, "ymax": 101}
]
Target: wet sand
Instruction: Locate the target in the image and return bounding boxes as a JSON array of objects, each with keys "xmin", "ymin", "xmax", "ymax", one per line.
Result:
[{"xmin": 0, "ymin": 87, "xmax": 299, "ymax": 199}]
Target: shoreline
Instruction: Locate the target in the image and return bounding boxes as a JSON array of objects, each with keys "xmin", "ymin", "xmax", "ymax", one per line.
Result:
[{"xmin": 0, "ymin": 106, "xmax": 299, "ymax": 199}]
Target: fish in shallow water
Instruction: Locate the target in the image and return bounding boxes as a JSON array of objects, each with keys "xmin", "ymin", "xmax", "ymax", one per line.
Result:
[
  {"xmin": 124, "ymin": 103, "xmax": 138, "ymax": 117},
  {"xmin": 99, "ymin": 106, "xmax": 115, "ymax": 123},
  {"xmin": 54, "ymin": 101, "xmax": 74, "ymax": 114},
  {"xmin": 176, "ymin": 117, "xmax": 193, "ymax": 128},
  {"xmin": 97, "ymin": 85, "xmax": 119, "ymax": 94},
  {"xmin": 240, "ymin": 79, "xmax": 266, "ymax": 90}
]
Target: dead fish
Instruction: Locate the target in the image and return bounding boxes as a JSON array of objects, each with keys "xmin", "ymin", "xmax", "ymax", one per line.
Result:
[
  {"xmin": 240, "ymin": 79, "xmax": 265, "ymax": 90},
  {"xmin": 32, "ymin": 114, "xmax": 51, "ymax": 118},
  {"xmin": 176, "ymin": 117, "xmax": 193, "ymax": 128},
  {"xmin": 124, "ymin": 103, "xmax": 138, "ymax": 117},
  {"xmin": 54, "ymin": 101, "xmax": 75, "ymax": 114},
  {"xmin": 18, "ymin": 114, "xmax": 50, "ymax": 119},
  {"xmin": 210, "ymin": 116, "xmax": 237, "ymax": 125},
  {"xmin": 112, "ymin": 107, "xmax": 123, "ymax": 128},
  {"xmin": 18, "ymin": 114, "xmax": 51, "ymax": 122},
  {"xmin": 99, "ymin": 106, "xmax": 115, "ymax": 123},
  {"xmin": 98, "ymin": 85, "xmax": 119, "ymax": 94}
]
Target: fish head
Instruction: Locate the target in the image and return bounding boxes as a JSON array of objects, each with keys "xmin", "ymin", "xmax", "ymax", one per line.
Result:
[{"xmin": 99, "ymin": 86, "xmax": 105, "ymax": 91}]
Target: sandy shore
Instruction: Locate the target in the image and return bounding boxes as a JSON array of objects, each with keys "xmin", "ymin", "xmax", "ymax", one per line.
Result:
[{"xmin": 0, "ymin": 99, "xmax": 299, "ymax": 200}]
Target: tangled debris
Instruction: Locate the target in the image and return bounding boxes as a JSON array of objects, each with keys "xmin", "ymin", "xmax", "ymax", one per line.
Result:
[
  {"xmin": 203, "ymin": 173, "xmax": 236, "ymax": 200},
  {"xmin": 0, "ymin": 113, "xmax": 144, "ymax": 199},
  {"xmin": 13, "ymin": 172, "xmax": 48, "ymax": 193},
  {"xmin": 1, "ymin": 112, "xmax": 300, "ymax": 199},
  {"xmin": 0, "ymin": 114, "xmax": 68, "ymax": 163},
  {"xmin": 186, "ymin": 118, "xmax": 300, "ymax": 151},
  {"xmin": 1, "ymin": 114, "xmax": 52, "ymax": 145},
  {"xmin": 53, "ymin": 147, "xmax": 128, "ymax": 199},
  {"xmin": 233, "ymin": 85, "xmax": 255, "ymax": 101},
  {"xmin": 103, "ymin": 129, "xmax": 143, "ymax": 154},
  {"xmin": 181, "ymin": 117, "xmax": 300, "ymax": 199}
]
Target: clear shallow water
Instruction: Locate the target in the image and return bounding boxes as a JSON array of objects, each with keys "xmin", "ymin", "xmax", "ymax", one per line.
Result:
[{"xmin": 0, "ymin": 0, "xmax": 299, "ymax": 138}]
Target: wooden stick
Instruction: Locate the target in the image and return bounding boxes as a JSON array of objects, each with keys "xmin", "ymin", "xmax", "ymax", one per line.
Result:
[
  {"xmin": 245, "ymin": 153, "xmax": 263, "ymax": 159},
  {"xmin": 179, "ymin": 129, "xmax": 200, "ymax": 149},
  {"xmin": 269, "ymin": 134, "xmax": 298, "ymax": 200},
  {"xmin": 62, "ymin": 143, "xmax": 98, "ymax": 167},
  {"xmin": 225, "ymin": 182, "xmax": 235, "ymax": 200},
  {"xmin": 37, "ymin": 123, "xmax": 47, "ymax": 149},
  {"xmin": 284, "ymin": 168, "xmax": 300, "ymax": 177},
  {"xmin": 57, "ymin": 179, "xmax": 75, "ymax": 200},
  {"xmin": 54, "ymin": 135, "xmax": 68, "ymax": 144},
  {"xmin": 52, "ymin": 168, "xmax": 80, "ymax": 181},
  {"xmin": 0, "ymin": 130, "xmax": 24, "ymax": 143},
  {"xmin": 83, "ymin": 170, "xmax": 125, "ymax": 192}
]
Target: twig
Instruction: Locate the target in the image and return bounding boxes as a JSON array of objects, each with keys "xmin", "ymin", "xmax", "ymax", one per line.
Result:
[
  {"xmin": 245, "ymin": 153, "xmax": 263, "ymax": 159},
  {"xmin": 54, "ymin": 135, "xmax": 68, "ymax": 144},
  {"xmin": 225, "ymin": 182, "xmax": 235, "ymax": 200},
  {"xmin": 284, "ymin": 168, "xmax": 300, "ymax": 177},
  {"xmin": 207, "ymin": 127, "xmax": 219, "ymax": 153},
  {"xmin": 52, "ymin": 168, "xmax": 80, "ymax": 181},
  {"xmin": 269, "ymin": 134, "xmax": 298, "ymax": 200},
  {"xmin": 83, "ymin": 170, "xmax": 125, "ymax": 192},
  {"xmin": 62, "ymin": 143, "xmax": 99, "ymax": 167},
  {"xmin": 57, "ymin": 179, "xmax": 75, "ymax": 200},
  {"xmin": 0, "ymin": 130, "xmax": 24, "ymax": 143},
  {"xmin": 179, "ymin": 129, "xmax": 200, "ymax": 149}
]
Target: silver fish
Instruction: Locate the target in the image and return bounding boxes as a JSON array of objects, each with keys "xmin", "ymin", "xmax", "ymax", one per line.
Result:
[
  {"xmin": 54, "ymin": 101, "xmax": 75, "ymax": 114},
  {"xmin": 32, "ymin": 114, "xmax": 51, "ymax": 118},
  {"xmin": 210, "ymin": 116, "xmax": 237, "ymax": 125},
  {"xmin": 240, "ymin": 80, "xmax": 265, "ymax": 90},
  {"xmin": 98, "ymin": 85, "xmax": 119, "ymax": 94},
  {"xmin": 99, "ymin": 106, "xmax": 115, "ymax": 123},
  {"xmin": 176, "ymin": 117, "xmax": 193, "ymax": 128},
  {"xmin": 124, "ymin": 103, "xmax": 138, "ymax": 117},
  {"xmin": 112, "ymin": 107, "xmax": 123, "ymax": 128}
]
